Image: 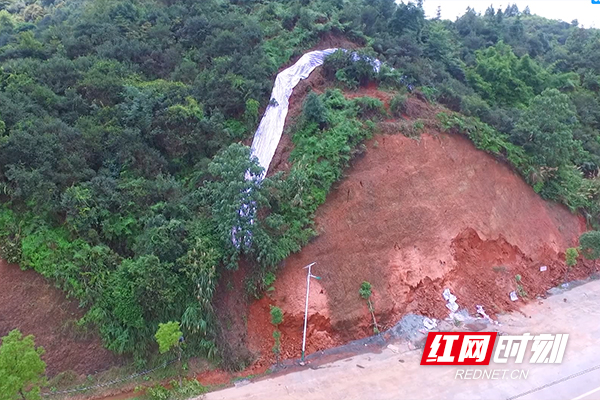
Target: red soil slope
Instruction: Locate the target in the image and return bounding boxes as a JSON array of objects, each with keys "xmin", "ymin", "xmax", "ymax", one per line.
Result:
[
  {"xmin": 248, "ymin": 129, "xmax": 590, "ymax": 367},
  {"xmin": 0, "ymin": 260, "xmax": 120, "ymax": 376}
]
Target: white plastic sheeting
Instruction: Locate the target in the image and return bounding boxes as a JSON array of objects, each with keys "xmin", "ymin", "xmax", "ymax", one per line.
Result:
[
  {"xmin": 249, "ymin": 48, "xmax": 338, "ymax": 177},
  {"xmin": 233, "ymin": 49, "xmax": 339, "ymax": 247},
  {"xmin": 233, "ymin": 49, "xmax": 383, "ymax": 247}
]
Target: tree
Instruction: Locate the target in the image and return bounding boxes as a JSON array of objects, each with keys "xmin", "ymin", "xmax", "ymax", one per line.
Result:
[
  {"xmin": 269, "ymin": 306, "xmax": 283, "ymax": 364},
  {"xmin": 202, "ymin": 143, "xmax": 265, "ymax": 269},
  {"xmin": 155, "ymin": 321, "xmax": 182, "ymax": 354},
  {"xmin": 0, "ymin": 330, "xmax": 46, "ymax": 400},
  {"xmin": 424, "ymin": 22, "xmax": 458, "ymax": 64},
  {"xmin": 579, "ymin": 231, "xmax": 600, "ymax": 260},
  {"xmin": 467, "ymin": 42, "xmax": 534, "ymax": 106},
  {"xmin": 512, "ymin": 89, "xmax": 580, "ymax": 168},
  {"xmin": 389, "ymin": 1, "xmax": 425, "ymax": 38},
  {"xmin": 155, "ymin": 321, "xmax": 183, "ymax": 384}
]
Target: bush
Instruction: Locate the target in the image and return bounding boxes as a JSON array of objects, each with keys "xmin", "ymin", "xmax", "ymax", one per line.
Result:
[
  {"xmin": 302, "ymin": 91, "xmax": 327, "ymax": 126},
  {"xmin": 145, "ymin": 379, "xmax": 207, "ymax": 400},
  {"xmin": 269, "ymin": 305, "xmax": 283, "ymax": 326},
  {"xmin": 359, "ymin": 281, "xmax": 372, "ymax": 300},
  {"xmin": 579, "ymin": 231, "xmax": 600, "ymax": 260},
  {"xmin": 390, "ymin": 94, "xmax": 408, "ymax": 117},
  {"xmin": 565, "ymin": 247, "xmax": 579, "ymax": 266},
  {"xmin": 353, "ymin": 96, "xmax": 386, "ymax": 119},
  {"xmin": 323, "ymin": 50, "xmax": 379, "ymax": 89}
]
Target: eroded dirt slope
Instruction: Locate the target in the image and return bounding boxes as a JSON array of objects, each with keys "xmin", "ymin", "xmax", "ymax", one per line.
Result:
[
  {"xmin": 248, "ymin": 129, "xmax": 590, "ymax": 366},
  {"xmin": 0, "ymin": 259, "xmax": 121, "ymax": 376}
]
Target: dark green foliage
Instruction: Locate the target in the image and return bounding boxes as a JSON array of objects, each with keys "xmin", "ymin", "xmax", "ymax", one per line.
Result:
[
  {"xmin": 354, "ymin": 96, "xmax": 386, "ymax": 120},
  {"xmin": 323, "ymin": 50, "xmax": 379, "ymax": 89},
  {"xmin": 390, "ymin": 94, "xmax": 408, "ymax": 117},
  {"xmin": 269, "ymin": 306, "xmax": 283, "ymax": 326},
  {"xmin": 359, "ymin": 281, "xmax": 372, "ymax": 300},
  {"xmin": 579, "ymin": 231, "xmax": 600, "ymax": 260},
  {"xmin": 302, "ymin": 91, "xmax": 327, "ymax": 126},
  {"xmin": 512, "ymin": 89, "xmax": 580, "ymax": 168}
]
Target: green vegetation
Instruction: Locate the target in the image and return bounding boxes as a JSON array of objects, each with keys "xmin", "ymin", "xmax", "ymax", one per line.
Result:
[
  {"xmin": 270, "ymin": 305, "xmax": 284, "ymax": 361},
  {"xmin": 359, "ymin": 281, "xmax": 379, "ymax": 334},
  {"xmin": 515, "ymin": 274, "xmax": 528, "ymax": 298},
  {"xmin": 155, "ymin": 322, "xmax": 182, "ymax": 355},
  {"xmin": 579, "ymin": 231, "xmax": 600, "ymax": 260},
  {"xmin": 566, "ymin": 247, "xmax": 579, "ymax": 267},
  {"xmin": 269, "ymin": 306, "xmax": 284, "ymax": 326},
  {"xmin": 1, "ymin": 0, "xmax": 600, "ymax": 369},
  {"xmin": 0, "ymin": 330, "xmax": 46, "ymax": 400},
  {"xmin": 144, "ymin": 379, "xmax": 207, "ymax": 400}
]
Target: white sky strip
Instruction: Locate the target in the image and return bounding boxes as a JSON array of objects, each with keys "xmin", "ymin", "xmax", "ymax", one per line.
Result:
[{"xmin": 422, "ymin": 0, "xmax": 599, "ymax": 28}]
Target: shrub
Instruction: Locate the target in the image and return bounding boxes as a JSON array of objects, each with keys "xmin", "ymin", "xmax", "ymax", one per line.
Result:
[
  {"xmin": 302, "ymin": 91, "xmax": 328, "ymax": 126},
  {"xmin": 390, "ymin": 94, "xmax": 408, "ymax": 117},
  {"xmin": 565, "ymin": 247, "xmax": 579, "ymax": 267},
  {"xmin": 359, "ymin": 281, "xmax": 372, "ymax": 300},
  {"xmin": 155, "ymin": 322, "xmax": 182, "ymax": 354},
  {"xmin": 579, "ymin": 231, "xmax": 600, "ymax": 260},
  {"xmin": 353, "ymin": 96, "xmax": 386, "ymax": 120},
  {"xmin": 269, "ymin": 306, "xmax": 283, "ymax": 326}
]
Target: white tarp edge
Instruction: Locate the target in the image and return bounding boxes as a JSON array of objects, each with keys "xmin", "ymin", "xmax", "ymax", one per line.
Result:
[
  {"xmin": 250, "ymin": 48, "xmax": 338, "ymax": 177},
  {"xmin": 233, "ymin": 49, "xmax": 383, "ymax": 247}
]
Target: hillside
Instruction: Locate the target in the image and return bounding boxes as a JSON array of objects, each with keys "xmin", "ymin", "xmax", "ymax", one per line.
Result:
[
  {"xmin": 244, "ymin": 91, "xmax": 592, "ymax": 367},
  {"xmin": 2, "ymin": 0, "xmax": 600, "ymax": 389},
  {"xmin": 0, "ymin": 259, "xmax": 120, "ymax": 376}
]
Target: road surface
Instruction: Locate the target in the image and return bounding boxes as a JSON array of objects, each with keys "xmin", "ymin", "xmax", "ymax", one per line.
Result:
[{"xmin": 202, "ymin": 278, "xmax": 600, "ymax": 400}]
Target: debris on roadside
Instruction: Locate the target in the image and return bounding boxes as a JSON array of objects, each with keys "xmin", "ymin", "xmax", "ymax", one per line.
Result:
[
  {"xmin": 475, "ymin": 305, "xmax": 498, "ymax": 324},
  {"xmin": 387, "ymin": 344, "xmax": 400, "ymax": 353},
  {"xmin": 423, "ymin": 317, "xmax": 437, "ymax": 330},
  {"xmin": 442, "ymin": 288, "xmax": 459, "ymax": 312}
]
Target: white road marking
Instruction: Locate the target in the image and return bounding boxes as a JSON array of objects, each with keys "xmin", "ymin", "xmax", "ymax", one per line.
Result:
[{"xmin": 571, "ymin": 385, "xmax": 600, "ymax": 400}]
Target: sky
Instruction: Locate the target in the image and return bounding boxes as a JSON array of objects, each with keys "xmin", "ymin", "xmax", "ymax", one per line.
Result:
[{"xmin": 422, "ymin": 0, "xmax": 600, "ymax": 28}]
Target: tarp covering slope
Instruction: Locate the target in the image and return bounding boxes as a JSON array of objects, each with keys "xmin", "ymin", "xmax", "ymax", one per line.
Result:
[{"xmin": 249, "ymin": 48, "xmax": 338, "ymax": 177}]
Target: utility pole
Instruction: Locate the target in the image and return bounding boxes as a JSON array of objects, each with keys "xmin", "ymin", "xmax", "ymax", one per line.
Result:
[{"xmin": 301, "ymin": 262, "xmax": 320, "ymax": 364}]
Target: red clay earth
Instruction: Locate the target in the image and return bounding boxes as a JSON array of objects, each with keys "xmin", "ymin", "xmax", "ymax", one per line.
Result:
[
  {"xmin": 247, "ymin": 127, "xmax": 591, "ymax": 368},
  {"xmin": 0, "ymin": 259, "xmax": 120, "ymax": 376},
  {"xmin": 2, "ymin": 34, "xmax": 596, "ymax": 394}
]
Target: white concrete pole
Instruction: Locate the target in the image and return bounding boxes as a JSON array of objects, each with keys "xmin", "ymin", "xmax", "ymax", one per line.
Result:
[{"xmin": 301, "ymin": 262, "xmax": 319, "ymax": 362}]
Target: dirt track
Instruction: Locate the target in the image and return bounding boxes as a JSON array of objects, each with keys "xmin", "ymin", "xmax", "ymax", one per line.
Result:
[{"xmin": 247, "ymin": 130, "xmax": 590, "ymax": 367}]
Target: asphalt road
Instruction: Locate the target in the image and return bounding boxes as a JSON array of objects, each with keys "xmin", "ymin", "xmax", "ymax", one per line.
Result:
[{"xmin": 202, "ymin": 279, "xmax": 600, "ymax": 400}]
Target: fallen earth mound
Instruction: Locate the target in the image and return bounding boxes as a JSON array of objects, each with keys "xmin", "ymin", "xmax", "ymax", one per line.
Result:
[{"xmin": 247, "ymin": 131, "xmax": 589, "ymax": 367}]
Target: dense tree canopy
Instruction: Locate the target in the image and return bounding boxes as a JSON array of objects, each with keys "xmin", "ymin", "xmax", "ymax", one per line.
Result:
[{"xmin": 1, "ymin": 0, "xmax": 600, "ymax": 368}]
